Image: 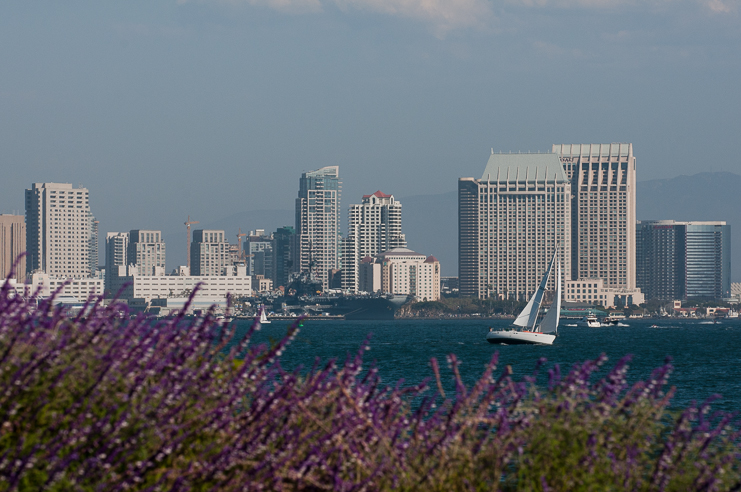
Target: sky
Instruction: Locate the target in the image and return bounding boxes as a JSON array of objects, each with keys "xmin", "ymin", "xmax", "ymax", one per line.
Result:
[{"xmin": 1, "ymin": 0, "xmax": 739, "ymax": 270}]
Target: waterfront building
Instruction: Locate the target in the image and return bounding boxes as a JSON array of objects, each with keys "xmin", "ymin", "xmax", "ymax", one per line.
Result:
[
  {"xmin": 459, "ymin": 152, "xmax": 571, "ymax": 300},
  {"xmin": 191, "ymin": 230, "xmax": 232, "ymax": 276},
  {"xmin": 342, "ymin": 191, "xmax": 407, "ymax": 293},
  {"xmin": 637, "ymin": 220, "xmax": 731, "ymax": 300},
  {"xmin": 272, "ymin": 226, "xmax": 297, "ymax": 289},
  {"xmin": 110, "ymin": 264, "xmax": 251, "ymax": 302},
  {"xmin": 27, "ymin": 271, "xmax": 105, "ymax": 299},
  {"xmin": 0, "ymin": 214, "xmax": 26, "ymax": 282},
  {"xmin": 128, "ymin": 230, "xmax": 166, "ymax": 276},
  {"xmin": 105, "ymin": 232, "xmax": 129, "ymax": 295},
  {"xmin": 359, "ymin": 247, "xmax": 440, "ymax": 301},
  {"xmin": 25, "ymin": 183, "xmax": 93, "ymax": 278},
  {"xmin": 552, "ymin": 143, "xmax": 637, "ymax": 290},
  {"xmin": 295, "ymin": 166, "xmax": 341, "ymax": 290},
  {"xmin": 564, "ymin": 277, "xmax": 645, "ymax": 308}
]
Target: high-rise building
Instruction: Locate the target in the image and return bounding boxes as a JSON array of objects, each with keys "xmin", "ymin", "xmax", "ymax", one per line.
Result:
[
  {"xmin": 105, "ymin": 232, "xmax": 129, "ymax": 295},
  {"xmin": 342, "ymin": 191, "xmax": 407, "ymax": 293},
  {"xmin": 637, "ymin": 220, "xmax": 731, "ymax": 300},
  {"xmin": 552, "ymin": 143, "xmax": 637, "ymax": 290},
  {"xmin": 246, "ymin": 230, "xmax": 274, "ymax": 280},
  {"xmin": 191, "ymin": 229, "xmax": 232, "ymax": 276},
  {"xmin": 0, "ymin": 215, "xmax": 26, "ymax": 282},
  {"xmin": 636, "ymin": 221, "xmax": 686, "ymax": 300},
  {"xmin": 128, "ymin": 230, "xmax": 166, "ymax": 276},
  {"xmin": 272, "ymin": 226, "xmax": 297, "ymax": 289},
  {"xmin": 89, "ymin": 216, "xmax": 99, "ymax": 275},
  {"xmin": 459, "ymin": 152, "xmax": 571, "ymax": 300},
  {"xmin": 25, "ymin": 183, "xmax": 92, "ymax": 278},
  {"xmin": 295, "ymin": 166, "xmax": 341, "ymax": 289}
]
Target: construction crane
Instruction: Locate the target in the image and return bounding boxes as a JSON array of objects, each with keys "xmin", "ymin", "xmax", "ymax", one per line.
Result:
[{"xmin": 185, "ymin": 215, "xmax": 199, "ymax": 270}]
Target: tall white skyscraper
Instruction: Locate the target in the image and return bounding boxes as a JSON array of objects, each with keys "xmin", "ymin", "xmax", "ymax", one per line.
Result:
[
  {"xmin": 295, "ymin": 166, "xmax": 341, "ymax": 289},
  {"xmin": 25, "ymin": 183, "xmax": 93, "ymax": 278},
  {"xmin": 105, "ymin": 232, "xmax": 129, "ymax": 294},
  {"xmin": 552, "ymin": 143, "xmax": 637, "ymax": 289},
  {"xmin": 128, "ymin": 230, "xmax": 166, "ymax": 276},
  {"xmin": 459, "ymin": 153, "xmax": 571, "ymax": 300},
  {"xmin": 342, "ymin": 191, "xmax": 406, "ymax": 293}
]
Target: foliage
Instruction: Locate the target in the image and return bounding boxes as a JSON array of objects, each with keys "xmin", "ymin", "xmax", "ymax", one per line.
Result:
[
  {"xmin": 1, "ymin": 277, "xmax": 741, "ymax": 491},
  {"xmin": 402, "ymin": 296, "xmax": 527, "ymax": 317}
]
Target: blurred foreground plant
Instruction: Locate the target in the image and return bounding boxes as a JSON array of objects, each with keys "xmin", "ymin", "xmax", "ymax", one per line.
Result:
[{"xmin": 0, "ymin": 274, "xmax": 740, "ymax": 491}]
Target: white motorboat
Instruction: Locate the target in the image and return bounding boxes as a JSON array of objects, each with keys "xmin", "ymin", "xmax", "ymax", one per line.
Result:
[
  {"xmin": 486, "ymin": 250, "xmax": 561, "ymax": 346},
  {"xmin": 577, "ymin": 316, "xmax": 601, "ymax": 328}
]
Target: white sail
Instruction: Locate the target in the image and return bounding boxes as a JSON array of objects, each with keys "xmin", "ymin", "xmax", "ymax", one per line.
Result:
[
  {"xmin": 538, "ymin": 254, "xmax": 561, "ymax": 334},
  {"xmin": 513, "ymin": 252, "xmax": 556, "ymax": 330}
]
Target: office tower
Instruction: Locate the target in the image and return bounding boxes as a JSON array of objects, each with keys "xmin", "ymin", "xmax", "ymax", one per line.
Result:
[
  {"xmin": 637, "ymin": 220, "xmax": 731, "ymax": 300},
  {"xmin": 0, "ymin": 215, "xmax": 26, "ymax": 282},
  {"xmin": 342, "ymin": 191, "xmax": 407, "ymax": 293},
  {"xmin": 105, "ymin": 232, "xmax": 129, "ymax": 294},
  {"xmin": 128, "ymin": 230, "xmax": 166, "ymax": 276},
  {"xmin": 359, "ymin": 248, "xmax": 441, "ymax": 300},
  {"xmin": 25, "ymin": 183, "xmax": 92, "ymax": 278},
  {"xmin": 295, "ymin": 166, "xmax": 341, "ymax": 289},
  {"xmin": 636, "ymin": 221, "xmax": 686, "ymax": 300},
  {"xmin": 459, "ymin": 152, "xmax": 571, "ymax": 300},
  {"xmin": 246, "ymin": 230, "xmax": 274, "ymax": 280},
  {"xmin": 191, "ymin": 230, "xmax": 232, "ymax": 276},
  {"xmin": 273, "ymin": 226, "xmax": 297, "ymax": 289},
  {"xmin": 552, "ymin": 143, "xmax": 637, "ymax": 289},
  {"xmin": 89, "ymin": 216, "xmax": 99, "ymax": 275}
]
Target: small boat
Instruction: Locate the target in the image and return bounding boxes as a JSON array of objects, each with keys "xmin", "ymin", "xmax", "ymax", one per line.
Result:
[
  {"xmin": 487, "ymin": 250, "xmax": 561, "ymax": 346},
  {"xmin": 259, "ymin": 305, "xmax": 271, "ymax": 324},
  {"xmin": 577, "ymin": 316, "xmax": 601, "ymax": 328},
  {"xmin": 601, "ymin": 316, "xmax": 621, "ymax": 325}
]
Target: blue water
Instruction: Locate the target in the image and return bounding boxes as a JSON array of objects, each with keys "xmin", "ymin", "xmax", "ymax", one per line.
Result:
[{"xmin": 233, "ymin": 317, "xmax": 741, "ymax": 413}]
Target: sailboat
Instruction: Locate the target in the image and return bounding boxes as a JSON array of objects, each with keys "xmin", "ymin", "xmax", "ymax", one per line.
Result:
[
  {"xmin": 486, "ymin": 250, "xmax": 561, "ymax": 345},
  {"xmin": 259, "ymin": 305, "xmax": 271, "ymax": 324}
]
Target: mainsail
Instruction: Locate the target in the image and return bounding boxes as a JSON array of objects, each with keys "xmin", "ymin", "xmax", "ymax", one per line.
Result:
[
  {"xmin": 513, "ymin": 252, "xmax": 556, "ymax": 330},
  {"xmin": 538, "ymin": 254, "xmax": 561, "ymax": 334}
]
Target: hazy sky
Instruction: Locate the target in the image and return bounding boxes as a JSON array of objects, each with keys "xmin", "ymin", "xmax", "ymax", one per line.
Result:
[{"xmin": 2, "ymin": 0, "xmax": 739, "ymax": 268}]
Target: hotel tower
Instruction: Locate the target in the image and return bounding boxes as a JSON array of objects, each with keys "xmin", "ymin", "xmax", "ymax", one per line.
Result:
[
  {"xmin": 459, "ymin": 152, "xmax": 571, "ymax": 300},
  {"xmin": 552, "ymin": 143, "xmax": 637, "ymax": 290}
]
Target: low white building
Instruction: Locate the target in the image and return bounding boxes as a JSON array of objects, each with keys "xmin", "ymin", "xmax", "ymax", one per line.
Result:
[
  {"xmin": 564, "ymin": 277, "xmax": 644, "ymax": 308},
  {"xmin": 110, "ymin": 264, "xmax": 251, "ymax": 302},
  {"xmin": 359, "ymin": 247, "xmax": 440, "ymax": 301},
  {"xmin": 25, "ymin": 272, "xmax": 105, "ymax": 300}
]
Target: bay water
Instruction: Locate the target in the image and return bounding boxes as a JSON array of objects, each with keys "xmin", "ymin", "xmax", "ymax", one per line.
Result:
[{"xmin": 235, "ymin": 317, "xmax": 741, "ymax": 413}]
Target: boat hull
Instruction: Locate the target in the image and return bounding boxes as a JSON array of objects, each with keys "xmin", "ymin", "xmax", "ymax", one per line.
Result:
[{"xmin": 486, "ymin": 330, "xmax": 556, "ymax": 345}]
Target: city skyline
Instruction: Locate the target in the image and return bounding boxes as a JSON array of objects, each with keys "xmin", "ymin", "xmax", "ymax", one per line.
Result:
[{"xmin": 1, "ymin": 2, "xmax": 739, "ymax": 278}]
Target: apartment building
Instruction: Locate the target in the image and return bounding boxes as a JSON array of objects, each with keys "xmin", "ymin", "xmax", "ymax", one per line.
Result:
[{"xmin": 342, "ymin": 191, "xmax": 406, "ymax": 293}]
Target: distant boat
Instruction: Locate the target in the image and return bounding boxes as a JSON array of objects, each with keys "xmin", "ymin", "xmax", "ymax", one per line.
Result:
[
  {"xmin": 727, "ymin": 310, "xmax": 739, "ymax": 319},
  {"xmin": 486, "ymin": 250, "xmax": 561, "ymax": 346},
  {"xmin": 577, "ymin": 315, "xmax": 601, "ymax": 328},
  {"xmin": 259, "ymin": 305, "xmax": 271, "ymax": 324}
]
